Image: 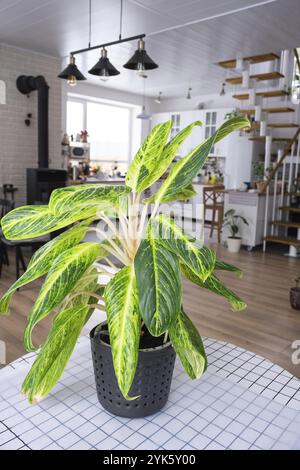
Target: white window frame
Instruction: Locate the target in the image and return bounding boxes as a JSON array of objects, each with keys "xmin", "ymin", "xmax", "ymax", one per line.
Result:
[{"xmin": 66, "ymin": 93, "xmax": 139, "ymax": 165}]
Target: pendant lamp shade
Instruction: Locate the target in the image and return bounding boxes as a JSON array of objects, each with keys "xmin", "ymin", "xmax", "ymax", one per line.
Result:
[
  {"xmin": 137, "ymin": 105, "xmax": 152, "ymax": 120},
  {"xmin": 88, "ymin": 48, "xmax": 120, "ymax": 77},
  {"xmin": 58, "ymin": 55, "xmax": 86, "ymax": 83},
  {"xmin": 123, "ymin": 38, "xmax": 158, "ymax": 71}
]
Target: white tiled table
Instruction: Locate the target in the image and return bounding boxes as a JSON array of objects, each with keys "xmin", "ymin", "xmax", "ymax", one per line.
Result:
[{"xmin": 0, "ymin": 335, "xmax": 300, "ymax": 450}]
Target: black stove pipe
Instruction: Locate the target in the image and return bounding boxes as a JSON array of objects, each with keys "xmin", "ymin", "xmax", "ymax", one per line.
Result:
[{"xmin": 16, "ymin": 75, "xmax": 49, "ymax": 168}]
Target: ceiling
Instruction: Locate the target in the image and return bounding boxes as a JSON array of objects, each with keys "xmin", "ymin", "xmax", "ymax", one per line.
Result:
[{"xmin": 0, "ymin": 0, "xmax": 300, "ymax": 97}]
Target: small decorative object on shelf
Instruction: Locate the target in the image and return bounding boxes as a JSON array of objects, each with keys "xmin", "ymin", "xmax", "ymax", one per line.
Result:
[
  {"xmin": 0, "ymin": 115, "xmax": 250, "ymax": 418},
  {"xmin": 223, "ymin": 209, "xmax": 249, "ymax": 253},
  {"xmin": 290, "ymin": 278, "xmax": 300, "ymax": 311},
  {"xmin": 80, "ymin": 130, "xmax": 89, "ymax": 143}
]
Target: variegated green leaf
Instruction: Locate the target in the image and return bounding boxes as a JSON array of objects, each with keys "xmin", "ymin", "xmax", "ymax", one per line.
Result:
[
  {"xmin": 134, "ymin": 224, "xmax": 181, "ymax": 336},
  {"xmin": 49, "ymin": 184, "xmax": 131, "ymax": 215},
  {"xmin": 1, "ymin": 205, "xmax": 96, "ymax": 240},
  {"xmin": 23, "ymin": 242, "xmax": 101, "ymax": 352},
  {"xmin": 136, "ymin": 121, "xmax": 202, "ymax": 194},
  {"xmin": 169, "ymin": 309, "xmax": 207, "ymax": 379},
  {"xmin": 104, "ymin": 264, "xmax": 140, "ymax": 400},
  {"xmin": 22, "ymin": 273, "xmax": 100, "ymax": 404},
  {"xmin": 215, "ymin": 260, "xmax": 243, "ymax": 278},
  {"xmin": 0, "ymin": 220, "xmax": 91, "ymax": 316},
  {"xmin": 182, "ymin": 264, "xmax": 247, "ymax": 312},
  {"xmin": 150, "ymin": 116, "xmax": 250, "ymax": 205},
  {"xmin": 145, "ymin": 184, "xmax": 197, "ymax": 204},
  {"xmin": 150, "ymin": 214, "xmax": 216, "ymax": 281},
  {"xmin": 126, "ymin": 121, "xmax": 172, "ymax": 192}
]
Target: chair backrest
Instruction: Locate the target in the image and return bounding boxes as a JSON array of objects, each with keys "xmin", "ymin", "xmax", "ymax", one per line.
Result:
[
  {"xmin": 203, "ymin": 185, "xmax": 225, "ymax": 207},
  {"xmin": 0, "ymin": 198, "xmax": 15, "ymax": 218}
]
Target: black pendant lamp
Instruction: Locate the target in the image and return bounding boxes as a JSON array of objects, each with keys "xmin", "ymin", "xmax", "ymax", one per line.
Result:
[
  {"xmin": 88, "ymin": 48, "xmax": 120, "ymax": 81},
  {"xmin": 123, "ymin": 38, "xmax": 158, "ymax": 74},
  {"xmin": 58, "ymin": 55, "xmax": 86, "ymax": 87}
]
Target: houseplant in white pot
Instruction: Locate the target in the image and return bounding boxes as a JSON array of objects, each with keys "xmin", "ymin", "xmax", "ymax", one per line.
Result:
[
  {"xmin": 0, "ymin": 116, "xmax": 249, "ymax": 418},
  {"xmin": 223, "ymin": 209, "xmax": 249, "ymax": 253}
]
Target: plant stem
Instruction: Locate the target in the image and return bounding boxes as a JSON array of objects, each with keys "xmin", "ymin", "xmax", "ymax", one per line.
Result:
[
  {"xmin": 104, "ymin": 257, "xmax": 118, "ymax": 271},
  {"xmin": 88, "ymin": 303, "xmax": 106, "ymax": 313},
  {"xmin": 163, "ymin": 331, "xmax": 169, "ymax": 344}
]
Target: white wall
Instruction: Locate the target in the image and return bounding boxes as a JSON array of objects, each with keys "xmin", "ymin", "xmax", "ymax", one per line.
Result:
[
  {"xmin": 152, "ymin": 92, "xmax": 236, "ymax": 114},
  {"xmin": 0, "ymin": 44, "xmax": 62, "ymax": 204}
]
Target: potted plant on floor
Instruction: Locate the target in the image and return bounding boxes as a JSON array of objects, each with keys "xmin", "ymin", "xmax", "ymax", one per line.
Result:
[
  {"xmin": 223, "ymin": 209, "xmax": 249, "ymax": 253},
  {"xmin": 0, "ymin": 116, "xmax": 249, "ymax": 418}
]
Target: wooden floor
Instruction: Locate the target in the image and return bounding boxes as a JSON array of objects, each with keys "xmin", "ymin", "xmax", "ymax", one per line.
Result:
[{"xmin": 0, "ymin": 243, "xmax": 300, "ymax": 378}]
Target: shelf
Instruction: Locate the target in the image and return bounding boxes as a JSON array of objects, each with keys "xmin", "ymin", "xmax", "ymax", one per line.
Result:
[
  {"xmin": 226, "ymin": 71, "xmax": 284, "ymax": 85},
  {"xmin": 233, "ymin": 90, "xmax": 289, "ymax": 100},
  {"xmin": 219, "ymin": 53, "xmax": 280, "ymax": 69}
]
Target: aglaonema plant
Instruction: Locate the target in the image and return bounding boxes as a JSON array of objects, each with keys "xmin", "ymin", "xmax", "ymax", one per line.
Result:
[{"xmin": 0, "ymin": 116, "xmax": 249, "ymax": 404}]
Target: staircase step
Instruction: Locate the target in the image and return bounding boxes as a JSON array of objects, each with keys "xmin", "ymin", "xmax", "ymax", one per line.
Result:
[
  {"xmin": 268, "ymin": 123, "xmax": 299, "ymax": 128},
  {"xmin": 233, "ymin": 90, "xmax": 289, "ymax": 100},
  {"xmin": 240, "ymin": 107, "xmax": 294, "ymax": 115},
  {"xmin": 226, "ymin": 72, "xmax": 284, "ymax": 85},
  {"xmin": 264, "ymin": 236, "xmax": 300, "ymax": 246},
  {"xmin": 272, "ymin": 220, "xmax": 300, "ymax": 228},
  {"xmin": 219, "ymin": 53, "xmax": 280, "ymax": 69},
  {"xmin": 249, "ymin": 137, "xmax": 292, "ymax": 143},
  {"xmin": 280, "ymin": 206, "xmax": 300, "ymax": 213}
]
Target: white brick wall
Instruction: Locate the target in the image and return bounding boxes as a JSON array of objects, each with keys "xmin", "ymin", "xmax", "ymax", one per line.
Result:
[{"xmin": 0, "ymin": 44, "xmax": 62, "ymax": 205}]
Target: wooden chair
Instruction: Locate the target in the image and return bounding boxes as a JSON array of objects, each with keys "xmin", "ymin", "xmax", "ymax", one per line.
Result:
[{"xmin": 203, "ymin": 185, "xmax": 225, "ymax": 243}]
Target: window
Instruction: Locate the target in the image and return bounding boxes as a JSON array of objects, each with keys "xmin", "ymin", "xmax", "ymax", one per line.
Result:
[
  {"xmin": 205, "ymin": 111, "xmax": 217, "ymax": 154},
  {"xmin": 67, "ymin": 100, "xmax": 84, "ymax": 138},
  {"xmin": 66, "ymin": 96, "xmax": 138, "ymax": 173},
  {"xmin": 87, "ymin": 102, "xmax": 130, "ymax": 162}
]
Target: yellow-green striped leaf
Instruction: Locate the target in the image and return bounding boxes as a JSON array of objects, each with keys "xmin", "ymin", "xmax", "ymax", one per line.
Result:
[
  {"xmin": 145, "ymin": 184, "xmax": 197, "ymax": 204},
  {"xmin": 49, "ymin": 184, "xmax": 131, "ymax": 215},
  {"xmin": 182, "ymin": 264, "xmax": 247, "ymax": 312},
  {"xmin": 169, "ymin": 309, "xmax": 207, "ymax": 379},
  {"xmin": 150, "ymin": 116, "xmax": 250, "ymax": 205},
  {"xmin": 126, "ymin": 121, "xmax": 172, "ymax": 192},
  {"xmin": 150, "ymin": 214, "xmax": 216, "ymax": 281},
  {"xmin": 23, "ymin": 242, "xmax": 101, "ymax": 352},
  {"xmin": 137, "ymin": 121, "xmax": 202, "ymax": 194},
  {"xmin": 104, "ymin": 264, "xmax": 140, "ymax": 400},
  {"xmin": 22, "ymin": 273, "xmax": 100, "ymax": 404},
  {"xmin": 215, "ymin": 260, "xmax": 243, "ymax": 278},
  {"xmin": 134, "ymin": 224, "xmax": 181, "ymax": 336},
  {"xmin": 1, "ymin": 205, "xmax": 96, "ymax": 240},
  {"xmin": 0, "ymin": 220, "xmax": 91, "ymax": 316}
]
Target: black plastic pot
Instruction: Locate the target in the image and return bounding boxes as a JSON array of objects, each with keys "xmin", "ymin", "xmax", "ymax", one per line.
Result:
[
  {"xmin": 90, "ymin": 322, "xmax": 176, "ymax": 418},
  {"xmin": 290, "ymin": 287, "xmax": 300, "ymax": 310}
]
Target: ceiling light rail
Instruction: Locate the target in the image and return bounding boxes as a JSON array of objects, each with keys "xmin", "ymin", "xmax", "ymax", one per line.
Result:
[
  {"xmin": 70, "ymin": 33, "xmax": 145, "ymax": 57},
  {"xmin": 59, "ymin": 0, "xmax": 158, "ymax": 87}
]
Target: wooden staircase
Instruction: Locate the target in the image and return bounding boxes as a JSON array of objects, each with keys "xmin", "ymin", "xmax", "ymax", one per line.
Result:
[{"xmin": 219, "ymin": 48, "xmax": 300, "ymax": 255}]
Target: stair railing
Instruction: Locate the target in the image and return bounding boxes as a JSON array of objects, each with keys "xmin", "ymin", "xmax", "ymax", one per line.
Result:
[{"xmin": 262, "ymin": 127, "xmax": 300, "ymax": 251}]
